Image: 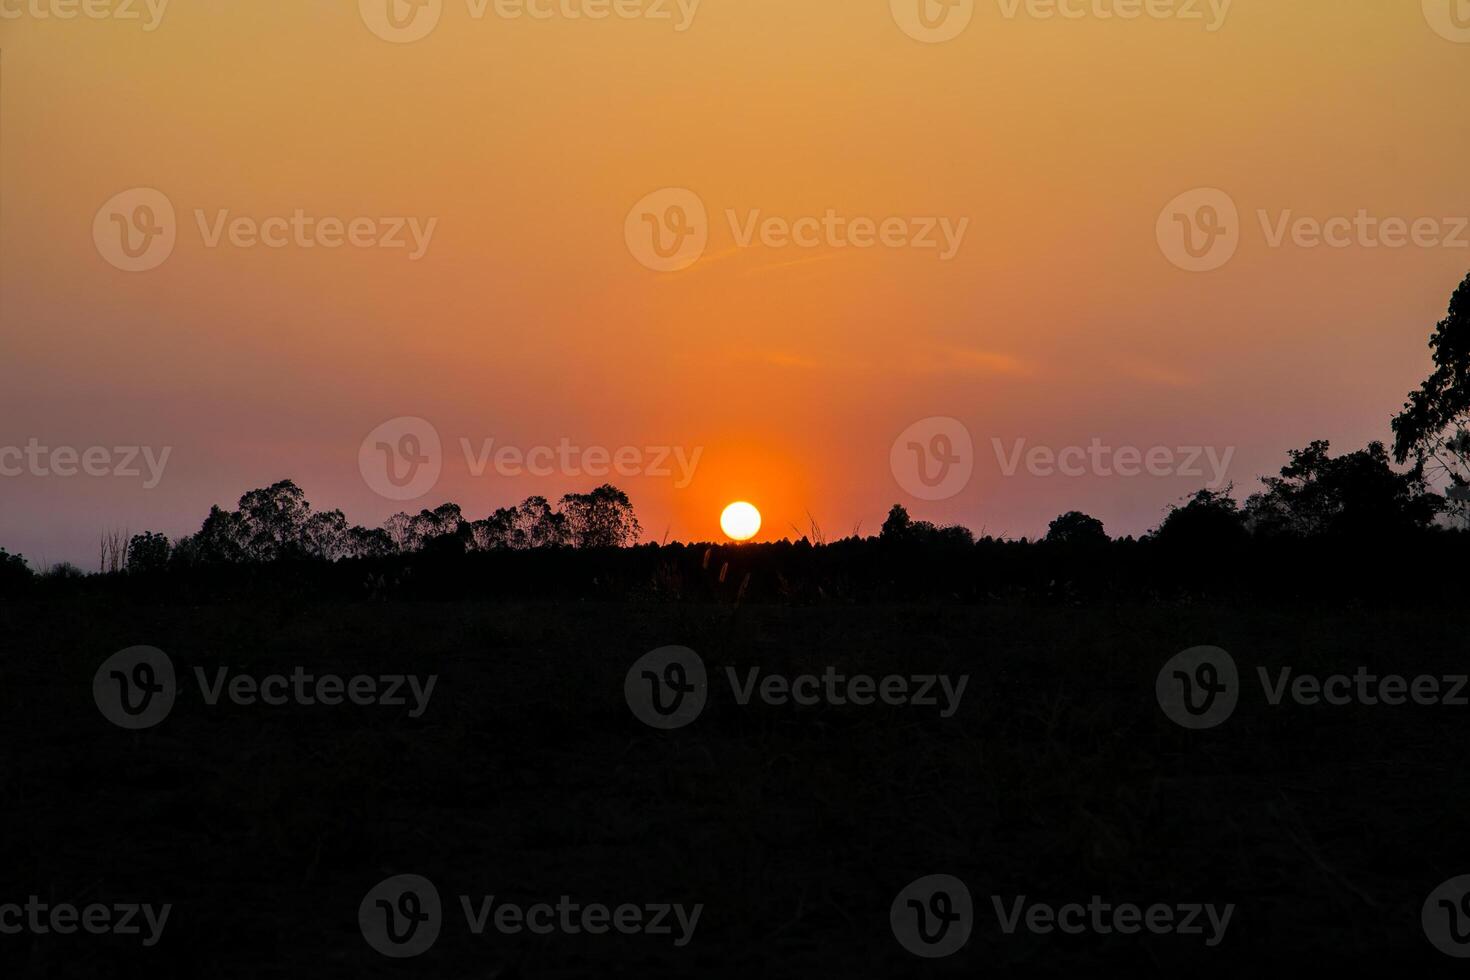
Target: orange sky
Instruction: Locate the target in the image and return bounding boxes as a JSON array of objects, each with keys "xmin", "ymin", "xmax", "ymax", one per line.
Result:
[{"xmin": 2, "ymin": 1, "xmax": 1468, "ymax": 564}]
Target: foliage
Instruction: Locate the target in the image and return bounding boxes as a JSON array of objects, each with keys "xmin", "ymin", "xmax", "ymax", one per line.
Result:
[
  {"xmin": 1243, "ymin": 440, "xmax": 1442, "ymax": 538},
  {"xmin": 1150, "ymin": 487, "xmax": 1247, "ymax": 549},
  {"xmin": 1045, "ymin": 511, "xmax": 1108, "ymax": 546},
  {"xmin": 0, "ymin": 547, "xmax": 33, "ymax": 595},
  {"xmin": 560, "ymin": 485, "xmax": 642, "ymax": 548},
  {"xmin": 1392, "ymin": 271, "xmax": 1470, "ymax": 520},
  {"xmin": 878, "ymin": 504, "xmax": 974, "ymax": 547},
  {"xmin": 151, "ymin": 479, "xmax": 642, "ymax": 567},
  {"xmin": 125, "ymin": 532, "xmax": 172, "ymax": 573}
]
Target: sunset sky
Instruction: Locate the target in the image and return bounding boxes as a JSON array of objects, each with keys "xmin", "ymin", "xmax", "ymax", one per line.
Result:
[{"xmin": 2, "ymin": 0, "xmax": 1468, "ymax": 566}]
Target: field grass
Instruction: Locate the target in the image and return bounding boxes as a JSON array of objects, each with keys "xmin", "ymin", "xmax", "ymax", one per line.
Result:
[{"xmin": 2, "ymin": 593, "xmax": 1465, "ymax": 975}]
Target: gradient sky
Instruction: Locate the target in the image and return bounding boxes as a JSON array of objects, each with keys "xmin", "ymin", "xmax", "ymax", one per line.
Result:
[{"xmin": 2, "ymin": 0, "xmax": 1468, "ymax": 567}]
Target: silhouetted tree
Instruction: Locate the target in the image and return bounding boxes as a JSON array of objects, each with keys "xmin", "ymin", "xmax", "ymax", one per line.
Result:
[
  {"xmin": 881, "ymin": 504, "xmax": 912, "ymax": 540},
  {"xmin": 237, "ymin": 480, "xmax": 312, "ymax": 560},
  {"xmin": 514, "ymin": 496, "xmax": 567, "ymax": 549},
  {"xmin": 106, "ymin": 481, "xmax": 647, "ymax": 568},
  {"xmin": 1244, "ymin": 441, "xmax": 1442, "ymax": 538},
  {"xmin": 125, "ymin": 532, "xmax": 171, "ymax": 572},
  {"xmin": 1392, "ymin": 271, "xmax": 1470, "ymax": 521},
  {"xmin": 383, "ymin": 512, "xmax": 417, "ymax": 552},
  {"xmin": 561, "ymin": 485, "xmax": 641, "ymax": 548},
  {"xmin": 878, "ymin": 503, "xmax": 973, "ymax": 547},
  {"xmin": 302, "ymin": 509, "xmax": 352, "ymax": 560},
  {"xmin": 0, "ymin": 547, "xmax": 32, "ymax": 594},
  {"xmin": 347, "ymin": 525, "xmax": 395, "ymax": 559},
  {"xmin": 1151, "ymin": 487, "xmax": 1247, "ymax": 549},
  {"xmin": 188, "ymin": 505, "xmax": 250, "ymax": 563},
  {"xmin": 1046, "ymin": 511, "xmax": 1108, "ymax": 545},
  {"xmin": 411, "ymin": 503, "xmax": 466, "ymax": 548},
  {"xmin": 470, "ymin": 508, "xmax": 517, "ymax": 551}
]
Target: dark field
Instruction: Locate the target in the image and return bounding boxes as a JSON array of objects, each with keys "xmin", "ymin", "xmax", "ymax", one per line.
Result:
[{"xmin": 3, "ymin": 590, "xmax": 1467, "ymax": 976}]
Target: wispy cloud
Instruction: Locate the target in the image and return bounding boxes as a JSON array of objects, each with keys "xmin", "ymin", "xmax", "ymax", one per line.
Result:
[
  {"xmin": 752, "ymin": 344, "xmax": 1035, "ymax": 378},
  {"xmin": 1111, "ymin": 357, "xmax": 1203, "ymax": 389},
  {"xmin": 910, "ymin": 346, "xmax": 1036, "ymax": 378}
]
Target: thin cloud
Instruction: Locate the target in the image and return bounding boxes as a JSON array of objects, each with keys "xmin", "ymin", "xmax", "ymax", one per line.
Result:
[{"xmin": 1112, "ymin": 357, "xmax": 1203, "ymax": 389}]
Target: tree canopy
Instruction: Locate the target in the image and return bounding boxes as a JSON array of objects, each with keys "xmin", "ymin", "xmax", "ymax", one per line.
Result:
[{"xmin": 1392, "ymin": 271, "xmax": 1470, "ymax": 517}]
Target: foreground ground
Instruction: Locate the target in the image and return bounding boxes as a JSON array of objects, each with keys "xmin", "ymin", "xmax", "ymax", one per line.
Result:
[{"xmin": 1, "ymin": 594, "xmax": 1465, "ymax": 975}]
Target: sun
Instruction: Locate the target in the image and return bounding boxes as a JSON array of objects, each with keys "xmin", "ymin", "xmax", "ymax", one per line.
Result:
[{"xmin": 720, "ymin": 501, "xmax": 762, "ymax": 542}]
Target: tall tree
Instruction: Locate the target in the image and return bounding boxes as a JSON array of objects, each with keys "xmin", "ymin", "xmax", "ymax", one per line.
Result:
[
  {"xmin": 1151, "ymin": 487, "xmax": 1247, "ymax": 548},
  {"xmin": 191, "ymin": 505, "xmax": 250, "ymax": 563},
  {"xmin": 1244, "ymin": 441, "xmax": 1442, "ymax": 538},
  {"xmin": 236, "ymin": 480, "xmax": 312, "ymax": 560},
  {"xmin": 125, "ymin": 532, "xmax": 171, "ymax": 572},
  {"xmin": 515, "ymin": 496, "xmax": 567, "ymax": 549},
  {"xmin": 1045, "ymin": 511, "xmax": 1108, "ymax": 545},
  {"xmin": 301, "ymin": 509, "xmax": 351, "ymax": 560},
  {"xmin": 560, "ymin": 485, "xmax": 641, "ymax": 548},
  {"xmin": 1392, "ymin": 271, "xmax": 1470, "ymax": 521}
]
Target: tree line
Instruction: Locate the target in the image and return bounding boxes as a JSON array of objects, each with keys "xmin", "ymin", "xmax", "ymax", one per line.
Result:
[
  {"xmin": 115, "ymin": 483, "xmax": 642, "ymax": 573},
  {"xmin": 2, "ymin": 271, "xmax": 1468, "ymax": 585}
]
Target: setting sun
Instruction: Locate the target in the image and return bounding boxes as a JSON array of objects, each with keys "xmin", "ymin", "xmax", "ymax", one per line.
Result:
[{"xmin": 720, "ymin": 502, "xmax": 762, "ymax": 542}]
